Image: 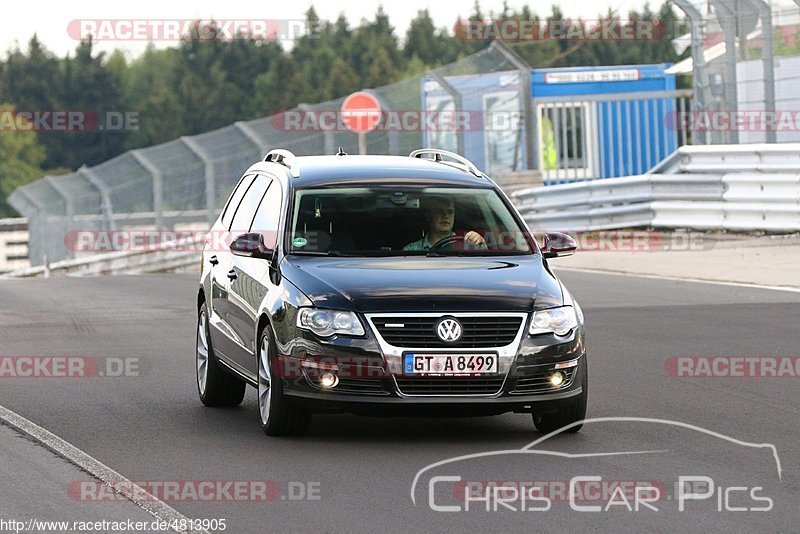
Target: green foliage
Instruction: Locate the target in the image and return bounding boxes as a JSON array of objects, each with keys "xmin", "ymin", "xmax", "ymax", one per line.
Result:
[{"xmin": 0, "ymin": 104, "xmax": 46, "ymax": 216}]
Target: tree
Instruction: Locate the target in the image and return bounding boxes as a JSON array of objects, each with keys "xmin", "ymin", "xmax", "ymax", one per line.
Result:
[
  {"xmin": 122, "ymin": 45, "xmax": 185, "ymax": 147},
  {"xmin": 48, "ymin": 38, "xmax": 128, "ymax": 169},
  {"xmin": 322, "ymin": 59, "xmax": 360, "ymax": 101},
  {"xmin": 0, "ymin": 104, "xmax": 46, "ymax": 216},
  {"xmin": 0, "ymin": 36, "xmax": 59, "ymax": 113},
  {"xmin": 249, "ymin": 55, "xmax": 308, "ymax": 116},
  {"xmin": 366, "ymin": 46, "xmax": 396, "ymax": 87},
  {"xmin": 404, "ymin": 10, "xmax": 463, "ymax": 66},
  {"xmin": 404, "ymin": 10, "xmax": 438, "ymax": 63},
  {"xmin": 344, "ymin": 6, "xmax": 404, "ymax": 88}
]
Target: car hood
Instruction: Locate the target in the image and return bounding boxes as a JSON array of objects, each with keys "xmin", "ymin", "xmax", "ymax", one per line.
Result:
[{"xmin": 280, "ymin": 255, "xmax": 563, "ymax": 313}]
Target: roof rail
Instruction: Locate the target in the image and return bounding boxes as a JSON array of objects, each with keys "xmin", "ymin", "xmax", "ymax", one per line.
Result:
[
  {"xmin": 264, "ymin": 149, "xmax": 300, "ymax": 178},
  {"xmin": 409, "ymin": 149, "xmax": 482, "ymax": 177}
]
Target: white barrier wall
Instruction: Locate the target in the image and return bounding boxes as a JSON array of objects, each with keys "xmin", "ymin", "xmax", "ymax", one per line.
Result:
[{"xmin": 0, "ymin": 219, "xmax": 29, "ymax": 272}]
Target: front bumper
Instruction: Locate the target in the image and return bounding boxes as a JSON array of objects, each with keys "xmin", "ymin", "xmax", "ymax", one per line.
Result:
[{"xmin": 277, "ymin": 321, "xmax": 587, "ymax": 414}]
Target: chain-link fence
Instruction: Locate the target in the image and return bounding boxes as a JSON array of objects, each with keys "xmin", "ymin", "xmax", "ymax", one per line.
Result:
[
  {"xmin": 16, "ymin": 4, "xmax": 800, "ymax": 266},
  {"xmin": 672, "ymin": 0, "xmax": 800, "ymax": 144},
  {"xmin": 9, "ymin": 44, "xmax": 530, "ymax": 265}
]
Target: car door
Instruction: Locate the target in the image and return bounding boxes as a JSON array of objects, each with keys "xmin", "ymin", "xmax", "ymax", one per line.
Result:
[
  {"xmin": 225, "ymin": 174, "xmax": 275, "ymax": 375},
  {"xmin": 208, "ymin": 173, "xmax": 256, "ymax": 362}
]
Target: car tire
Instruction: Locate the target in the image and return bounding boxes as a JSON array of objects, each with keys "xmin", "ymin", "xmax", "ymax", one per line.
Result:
[
  {"xmin": 258, "ymin": 326, "xmax": 311, "ymax": 436},
  {"xmin": 196, "ymin": 302, "xmax": 246, "ymax": 407},
  {"xmin": 532, "ymin": 360, "xmax": 587, "ymax": 434}
]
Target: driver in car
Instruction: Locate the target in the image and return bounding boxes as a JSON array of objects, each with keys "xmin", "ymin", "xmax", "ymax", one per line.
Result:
[{"xmin": 403, "ymin": 195, "xmax": 486, "ymax": 251}]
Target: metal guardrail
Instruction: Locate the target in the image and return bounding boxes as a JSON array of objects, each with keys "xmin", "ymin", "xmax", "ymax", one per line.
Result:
[
  {"xmin": 513, "ymin": 144, "xmax": 800, "ymax": 232},
  {"xmin": 2, "ymin": 234, "xmax": 200, "ymax": 278},
  {"xmin": 652, "ymin": 201, "xmax": 800, "ymax": 232},
  {"xmin": 514, "ymin": 174, "xmax": 726, "ymax": 212},
  {"xmin": 524, "ymin": 200, "xmax": 800, "ymax": 233}
]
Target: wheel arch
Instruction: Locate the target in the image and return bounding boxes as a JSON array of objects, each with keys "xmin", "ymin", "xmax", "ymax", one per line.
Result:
[{"xmin": 197, "ymin": 287, "xmax": 206, "ymax": 310}]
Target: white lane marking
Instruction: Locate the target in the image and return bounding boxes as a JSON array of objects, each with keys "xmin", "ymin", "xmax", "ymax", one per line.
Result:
[
  {"xmin": 0, "ymin": 405, "xmax": 209, "ymax": 534},
  {"xmin": 555, "ymin": 266, "xmax": 800, "ymax": 294}
]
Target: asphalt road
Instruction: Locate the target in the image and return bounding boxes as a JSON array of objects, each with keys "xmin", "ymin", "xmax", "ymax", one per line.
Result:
[{"xmin": 0, "ymin": 272, "xmax": 798, "ymax": 533}]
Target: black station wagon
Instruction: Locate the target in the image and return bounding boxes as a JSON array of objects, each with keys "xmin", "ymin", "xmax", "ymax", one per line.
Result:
[{"xmin": 196, "ymin": 149, "xmax": 586, "ymax": 436}]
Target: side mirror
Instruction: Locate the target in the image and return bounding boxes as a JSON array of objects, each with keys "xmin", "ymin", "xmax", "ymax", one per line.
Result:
[
  {"xmin": 540, "ymin": 232, "xmax": 577, "ymax": 259},
  {"xmin": 230, "ymin": 232, "xmax": 274, "ymax": 260}
]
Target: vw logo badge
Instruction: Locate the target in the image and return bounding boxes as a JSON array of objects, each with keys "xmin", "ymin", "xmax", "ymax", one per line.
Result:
[{"xmin": 436, "ymin": 317, "xmax": 462, "ymax": 342}]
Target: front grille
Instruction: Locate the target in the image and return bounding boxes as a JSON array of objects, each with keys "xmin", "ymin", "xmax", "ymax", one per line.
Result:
[
  {"xmin": 395, "ymin": 376, "xmax": 505, "ymax": 395},
  {"xmin": 512, "ymin": 367, "xmax": 577, "ymax": 394},
  {"xmin": 372, "ymin": 316, "xmax": 523, "ymax": 348}
]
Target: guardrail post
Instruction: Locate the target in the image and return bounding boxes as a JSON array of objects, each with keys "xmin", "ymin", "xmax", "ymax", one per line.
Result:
[
  {"xmin": 489, "ymin": 41, "xmax": 535, "ymax": 171},
  {"xmin": 234, "ymin": 121, "xmax": 266, "ymax": 153},
  {"xmin": 362, "ymin": 90, "xmax": 399, "ymax": 156},
  {"xmin": 427, "ymin": 71, "xmax": 465, "ymax": 156},
  {"xmin": 292, "ymin": 104, "xmax": 337, "ymax": 155},
  {"xmin": 78, "ymin": 166, "xmax": 117, "ymax": 231},
  {"xmin": 130, "ymin": 150, "xmax": 164, "ymax": 231},
  {"xmin": 709, "ymin": 0, "xmax": 739, "ymax": 145},
  {"xmin": 745, "ymin": 0, "xmax": 777, "ymax": 143},
  {"xmin": 42, "ymin": 176, "xmax": 76, "ymax": 262},
  {"xmin": 673, "ymin": 0, "xmax": 712, "ymax": 145},
  {"xmin": 181, "ymin": 136, "xmax": 215, "ymax": 226}
]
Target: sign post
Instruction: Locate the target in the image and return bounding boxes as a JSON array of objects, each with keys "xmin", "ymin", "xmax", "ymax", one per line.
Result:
[{"xmin": 340, "ymin": 91, "xmax": 382, "ymax": 154}]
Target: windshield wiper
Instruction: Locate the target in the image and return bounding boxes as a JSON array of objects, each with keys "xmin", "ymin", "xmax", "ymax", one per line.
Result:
[
  {"xmin": 291, "ymin": 250, "xmax": 353, "ymax": 257},
  {"xmin": 426, "ymin": 250, "xmax": 469, "ymax": 257}
]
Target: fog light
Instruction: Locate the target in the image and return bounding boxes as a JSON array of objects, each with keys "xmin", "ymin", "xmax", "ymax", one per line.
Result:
[
  {"xmin": 549, "ymin": 371, "xmax": 566, "ymax": 387},
  {"xmin": 319, "ymin": 372, "xmax": 339, "ymax": 388}
]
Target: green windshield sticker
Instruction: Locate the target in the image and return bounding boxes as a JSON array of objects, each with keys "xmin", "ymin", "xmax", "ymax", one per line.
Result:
[{"xmin": 292, "ymin": 237, "xmax": 308, "ymax": 248}]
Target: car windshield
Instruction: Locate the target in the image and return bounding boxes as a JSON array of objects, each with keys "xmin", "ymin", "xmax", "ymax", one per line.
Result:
[{"xmin": 288, "ymin": 186, "xmax": 534, "ymax": 257}]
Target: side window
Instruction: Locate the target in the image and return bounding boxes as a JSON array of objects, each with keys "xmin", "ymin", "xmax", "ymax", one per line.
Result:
[
  {"xmin": 221, "ymin": 174, "xmax": 255, "ymax": 228},
  {"xmin": 229, "ymin": 176, "xmax": 269, "ymax": 234},
  {"xmin": 250, "ymin": 179, "xmax": 283, "ymax": 249}
]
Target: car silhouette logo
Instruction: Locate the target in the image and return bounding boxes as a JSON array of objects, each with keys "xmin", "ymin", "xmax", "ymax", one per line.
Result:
[{"xmin": 436, "ymin": 318, "xmax": 462, "ymax": 342}]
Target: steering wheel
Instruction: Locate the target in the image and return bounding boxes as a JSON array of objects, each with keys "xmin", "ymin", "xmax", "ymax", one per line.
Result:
[{"xmin": 427, "ymin": 235, "xmax": 464, "ymax": 251}]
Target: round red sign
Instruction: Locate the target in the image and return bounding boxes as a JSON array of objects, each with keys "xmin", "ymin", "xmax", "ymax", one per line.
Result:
[{"xmin": 340, "ymin": 91, "xmax": 382, "ymax": 133}]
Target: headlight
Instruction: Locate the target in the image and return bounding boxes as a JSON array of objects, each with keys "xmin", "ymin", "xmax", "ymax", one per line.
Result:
[
  {"xmin": 296, "ymin": 308, "xmax": 365, "ymax": 337},
  {"xmin": 529, "ymin": 306, "xmax": 578, "ymax": 336}
]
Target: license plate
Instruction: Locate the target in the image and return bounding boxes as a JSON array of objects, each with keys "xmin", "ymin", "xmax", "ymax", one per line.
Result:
[{"xmin": 403, "ymin": 353, "xmax": 498, "ymax": 375}]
